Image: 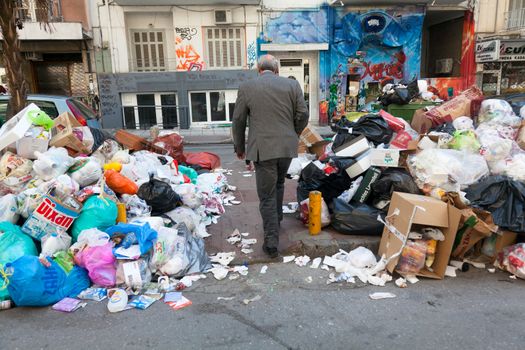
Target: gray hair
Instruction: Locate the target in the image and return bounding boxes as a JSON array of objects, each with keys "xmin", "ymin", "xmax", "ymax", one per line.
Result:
[{"xmin": 257, "ymin": 55, "xmax": 279, "ymax": 73}]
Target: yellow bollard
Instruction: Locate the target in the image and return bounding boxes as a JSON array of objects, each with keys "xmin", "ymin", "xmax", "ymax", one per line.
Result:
[
  {"xmin": 116, "ymin": 202, "xmax": 127, "ymax": 223},
  {"xmin": 309, "ymin": 191, "xmax": 322, "ymax": 235}
]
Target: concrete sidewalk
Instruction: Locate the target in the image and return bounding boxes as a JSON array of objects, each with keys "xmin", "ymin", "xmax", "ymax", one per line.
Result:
[{"xmin": 198, "ymin": 144, "xmax": 380, "ymax": 265}]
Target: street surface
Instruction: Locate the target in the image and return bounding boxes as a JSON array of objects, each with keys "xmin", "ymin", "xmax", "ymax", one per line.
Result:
[{"xmin": 1, "ymin": 145, "xmax": 524, "ymax": 350}]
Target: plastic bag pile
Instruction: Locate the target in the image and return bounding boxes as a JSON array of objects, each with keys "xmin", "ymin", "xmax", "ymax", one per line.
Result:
[{"xmin": 0, "ymin": 105, "xmax": 232, "ymax": 308}]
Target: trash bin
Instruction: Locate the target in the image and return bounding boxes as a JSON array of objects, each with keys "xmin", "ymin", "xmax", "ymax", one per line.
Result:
[{"xmin": 387, "ymin": 102, "xmax": 440, "ymax": 122}]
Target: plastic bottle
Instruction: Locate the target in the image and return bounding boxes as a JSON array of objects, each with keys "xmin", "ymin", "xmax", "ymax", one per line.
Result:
[{"xmin": 107, "ymin": 289, "xmax": 128, "ymax": 313}]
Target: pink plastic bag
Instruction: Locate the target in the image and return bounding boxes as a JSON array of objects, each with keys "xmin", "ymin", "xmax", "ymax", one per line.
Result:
[{"xmin": 74, "ymin": 243, "xmax": 116, "ymax": 287}]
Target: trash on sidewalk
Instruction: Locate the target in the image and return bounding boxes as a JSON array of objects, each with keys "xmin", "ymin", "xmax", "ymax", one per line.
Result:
[
  {"xmin": 242, "ymin": 295, "xmax": 261, "ymax": 305},
  {"xmin": 369, "ymin": 292, "xmax": 396, "ymax": 300},
  {"xmin": 52, "ymin": 298, "xmax": 86, "ymax": 313}
]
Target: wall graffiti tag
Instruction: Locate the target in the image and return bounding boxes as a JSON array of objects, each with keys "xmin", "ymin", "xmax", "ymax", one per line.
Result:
[
  {"xmin": 175, "ymin": 27, "xmax": 197, "ymax": 41},
  {"xmin": 175, "ymin": 36, "xmax": 204, "ymax": 71},
  {"xmin": 247, "ymin": 42, "xmax": 257, "ymax": 69},
  {"xmin": 360, "ymin": 51, "xmax": 406, "ymax": 81}
]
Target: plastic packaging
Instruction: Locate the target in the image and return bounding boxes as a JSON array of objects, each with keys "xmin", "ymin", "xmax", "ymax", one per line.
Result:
[
  {"xmin": 76, "ymin": 228, "xmax": 110, "ymax": 247},
  {"xmin": 111, "ymin": 150, "xmax": 131, "ymax": 164},
  {"xmin": 33, "ymin": 147, "xmax": 74, "ymax": 181},
  {"xmin": 68, "ymin": 157, "xmax": 102, "ymax": 187},
  {"xmin": 28, "ymin": 109, "xmax": 54, "ymax": 130},
  {"xmin": 347, "ymin": 247, "xmax": 377, "ymax": 268},
  {"xmin": 174, "ymin": 183, "xmax": 203, "ymax": 209},
  {"xmin": 196, "ymin": 172, "xmax": 228, "ymax": 194},
  {"xmin": 0, "ymin": 151, "xmax": 33, "ymax": 179},
  {"xmin": 153, "ymin": 132, "xmax": 185, "ymax": 163},
  {"xmin": 178, "ymin": 165, "xmax": 198, "ymax": 184},
  {"xmin": 184, "ymin": 152, "xmax": 221, "ymax": 170},
  {"xmin": 164, "ymin": 206, "xmax": 202, "ymax": 233},
  {"xmin": 72, "ymin": 195, "xmax": 118, "ymax": 242},
  {"xmin": 137, "ymin": 176, "xmax": 182, "ymax": 215},
  {"xmin": 495, "ymin": 243, "xmax": 525, "ymax": 279},
  {"xmin": 107, "ymin": 289, "xmax": 128, "ymax": 313},
  {"xmin": 121, "ymin": 194, "xmax": 151, "ymax": 219},
  {"xmin": 74, "ymin": 243, "xmax": 116, "ymax": 287},
  {"xmin": 104, "ymin": 169, "xmax": 138, "ymax": 195},
  {"xmin": 103, "ymin": 162, "xmax": 122, "ymax": 172},
  {"xmin": 333, "ymin": 114, "xmax": 393, "ymax": 146},
  {"xmin": 452, "ymin": 116, "xmax": 474, "ymax": 131},
  {"xmin": 91, "ymin": 139, "xmax": 121, "ymax": 165},
  {"xmin": 449, "ymin": 130, "xmax": 481, "ymax": 153},
  {"xmin": 299, "ymin": 197, "xmax": 330, "ymax": 227},
  {"xmin": 41, "ymin": 232, "xmax": 72, "ymax": 257},
  {"xmin": 17, "ymin": 187, "xmax": 45, "ymax": 218},
  {"xmin": 370, "ymin": 169, "xmax": 421, "ymax": 210},
  {"xmin": 0, "ymin": 222, "xmax": 38, "ymax": 301},
  {"xmin": 478, "ymin": 99, "xmax": 520, "ymax": 126},
  {"xmin": 396, "ymin": 240, "xmax": 427, "ymax": 274},
  {"xmin": 51, "ymin": 174, "xmax": 80, "ymax": 201},
  {"xmin": 6, "ymin": 255, "xmax": 90, "ymax": 307},
  {"xmin": 0, "ymin": 194, "xmax": 19, "ymax": 223},
  {"xmin": 105, "ymin": 222, "xmax": 157, "ymax": 256}
]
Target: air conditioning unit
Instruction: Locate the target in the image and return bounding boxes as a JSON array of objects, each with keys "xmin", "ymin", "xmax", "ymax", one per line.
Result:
[
  {"xmin": 214, "ymin": 10, "xmax": 232, "ymax": 25},
  {"xmin": 24, "ymin": 52, "xmax": 43, "ymax": 61},
  {"xmin": 435, "ymin": 58, "xmax": 453, "ymax": 74}
]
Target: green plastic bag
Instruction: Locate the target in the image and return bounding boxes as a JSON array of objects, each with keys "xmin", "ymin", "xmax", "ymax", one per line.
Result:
[
  {"xmin": 27, "ymin": 110, "xmax": 54, "ymax": 131},
  {"xmin": 71, "ymin": 196, "xmax": 118, "ymax": 242},
  {"xmin": 179, "ymin": 165, "xmax": 198, "ymax": 184},
  {"xmin": 0, "ymin": 222, "xmax": 38, "ymax": 301},
  {"xmin": 449, "ymin": 130, "xmax": 480, "ymax": 153}
]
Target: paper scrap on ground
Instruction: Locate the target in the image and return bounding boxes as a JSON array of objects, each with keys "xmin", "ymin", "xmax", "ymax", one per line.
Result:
[
  {"xmin": 449, "ymin": 260, "xmax": 464, "ymax": 269},
  {"xmin": 210, "ymin": 266, "xmax": 229, "ymax": 280},
  {"xmin": 243, "ymin": 174, "xmax": 252, "ymax": 177},
  {"xmin": 210, "ymin": 252, "xmax": 235, "ymax": 266},
  {"xmin": 295, "ymin": 255, "xmax": 311, "ymax": 267},
  {"xmin": 464, "ymin": 259, "xmax": 485, "ymax": 269},
  {"xmin": 283, "ymin": 255, "xmax": 295, "ymax": 263},
  {"xmin": 310, "ymin": 257, "xmax": 322, "ymax": 269},
  {"xmin": 164, "ymin": 292, "xmax": 182, "ymax": 303},
  {"xmin": 166, "ymin": 296, "xmax": 192, "ymax": 310},
  {"xmin": 488, "ymin": 268, "xmax": 496, "ymax": 273},
  {"xmin": 510, "ymin": 275, "xmax": 517, "ymax": 280},
  {"xmin": 321, "ymin": 265, "xmax": 330, "ymax": 271},
  {"xmin": 243, "ymin": 295, "xmax": 261, "ymax": 305},
  {"xmin": 406, "ymin": 275, "xmax": 419, "ymax": 284},
  {"xmin": 369, "ymin": 292, "xmax": 396, "ymax": 300},
  {"xmin": 217, "ymin": 296, "xmax": 235, "ymax": 301},
  {"xmin": 260, "ymin": 265, "xmax": 268, "ymax": 274},
  {"xmin": 52, "ymin": 298, "xmax": 86, "ymax": 312},
  {"xmin": 395, "ymin": 277, "xmax": 407, "ymax": 288},
  {"xmin": 282, "ymin": 202, "xmax": 299, "ymax": 214},
  {"xmin": 445, "ymin": 266, "xmax": 458, "ymax": 277},
  {"xmin": 305, "ymin": 276, "xmax": 313, "ymax": 283},
  {"xmin": 233, "ymin": 265, "xmax": 249, "ymax": 276},
  {"xmin": 241, "ymin": 232, "xmax": 250, "ymax": 237},
  {"xmin": 228, "ymin": 274, "xmax": 239, "ymax": 280},
  {"xmin": 227, "ymin": 229, "xmax": 242, "ymax": 245},
  {"xmin": 241, "ymin": 248, "xmax": 254, "ymax": 255}
]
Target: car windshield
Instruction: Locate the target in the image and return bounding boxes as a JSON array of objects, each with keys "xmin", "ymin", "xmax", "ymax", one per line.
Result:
[{"xmin": 68, "ymin": 99, "xmax": 98, "ymax": 120}]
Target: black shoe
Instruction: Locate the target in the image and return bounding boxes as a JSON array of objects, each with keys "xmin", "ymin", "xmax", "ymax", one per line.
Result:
[{"xmin": 262, "ymin": 244, "xmax": 278, "ymax": 258}]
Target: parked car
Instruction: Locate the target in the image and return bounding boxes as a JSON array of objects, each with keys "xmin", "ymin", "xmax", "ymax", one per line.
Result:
[{"xmin": 0, "ymin": 94, "xmax": 101, "ymax": 128}]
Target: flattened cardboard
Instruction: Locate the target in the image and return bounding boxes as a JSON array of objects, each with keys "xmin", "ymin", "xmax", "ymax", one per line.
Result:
[
  {"xmin": 411, "ymin": 109, "xmax": 433, "ymax": 134},
  {"xmin": 370, "ymin": 148, "xmax": 400, "ymax": 167},
  {"xmin": 451, "ymin": 208, "xmax": 498, "ymax": 259},
  {"xmin": 334, "ymin": 135, "xmax": 370, "ymax": 158},
  {"xmin": 378, "ymin": 192, "xmax": 461, "ymax": 279}
]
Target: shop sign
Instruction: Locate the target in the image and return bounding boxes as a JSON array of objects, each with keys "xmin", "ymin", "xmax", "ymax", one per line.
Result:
[
  {"xmin": 476, "ymin": 40, "xmax": 499, "ymax": 62},
  {"xmin": 500, "ymin": 40, "xmax": 525, "ymax": 61}
]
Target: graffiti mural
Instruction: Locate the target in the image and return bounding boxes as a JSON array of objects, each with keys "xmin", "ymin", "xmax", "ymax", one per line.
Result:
[
  {"xmin": 175, "ymin": 35, "xmax": 204, "ymax": 71},
  {"xmin": 175, "ymin": 27, "xmax": 198, "ymax": 41},
  {"xmin": 264, "ymin": 10, "xmax": 329, "ymax": 44},
  {"xmin": 247, "ymin": 42, "xmax": 257, "ymax": 69}
]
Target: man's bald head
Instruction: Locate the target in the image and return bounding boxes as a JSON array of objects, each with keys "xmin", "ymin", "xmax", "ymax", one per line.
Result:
[{"xmin": 257, "ymin": 54, "xmax": 279, "ymax": 74}]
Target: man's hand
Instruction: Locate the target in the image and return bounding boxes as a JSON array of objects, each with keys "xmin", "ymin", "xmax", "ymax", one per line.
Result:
[
  {"xmin": 236, "ymin": 152, "xmax": 245, "ymax": 160},
  {"xmin": 246, "ymin": 161, "xmax": 255, "ymax": 171}
]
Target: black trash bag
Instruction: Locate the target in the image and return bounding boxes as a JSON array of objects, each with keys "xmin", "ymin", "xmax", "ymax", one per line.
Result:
[
  {"xmin": 431, "ymin": 122, "xmax": 456, "ymax": 135},
  {"xmin": 379, "ymin": 87, "xmax": 411, "ymax": 106},
  {"xmin": 370, "ymin": 168, "xmax": 421, "ymax": 210},
  {"xmin": 89, "ymin": 127, "xmax": 111, "ymax": 152},
  {"xmin": 405, "ymin": 79, "xmax": 420, "ymax": 100},
  {"xmin": 297, "ymin": 161, "xmax": 352, "ymax": 204},
  {"xmin": 137, "ymin": 175, "xmax": 182, "ymax": 215},
  {"xmin": 466, "ymin": 176, "xmax": 525, "ymax": 234},
  {"xmin": 334, "ymin": 114, "xmax": 393, "ymax": 146},
  {"xmin": 331, "ymin": 198, "xmax": 385, "ymax": 236},
  {"xmin": 332, "ymin": 132, "xmax": 360, "ymax": 150}
]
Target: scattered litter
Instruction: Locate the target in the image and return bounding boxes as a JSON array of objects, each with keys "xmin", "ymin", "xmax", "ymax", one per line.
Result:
[
  {"xmin": 242, "ymin": 174, "xmax": 252, "ymax": 177},
  {"xmin": 305, "ymin": 276, "xmax": 313, "ymax": 283},
  {"xmin": 78, "ymin": 288, "xmax": 107, "ymax": 301},
  {"xmin": 406, "ymin": 275, "xmax": 419, "ymax": 284},
  {"xmin": 395, "ymin": 277, "xmax": 407, "ymax": 288},
  {"xmin": 449, "ymin": 260, "xmax": 464, "ymax": 269},
  {"xmin": 228, "ymin": 274, "xmax": 239, "ymax": 280},
  {"xmin": 232, "ymin": 265, "xmax": 249, "ymax": 276},
  {"xmin": 510, "ymin": 275, "xmax": 518, "ymax": 280},
  {"xmin": 488, "ymin": 268, "xmax": 496, "ymax": 273},
  {"xmin": 241, "ymin": 248, "xmax": 254, "ymax": 255},
  {"xmin": 445, "ymin": 266, "xmax": 458, "ymax": 277},
  {"xmin": 230, "ymin": 201, "xmax": 241, "ymax": 205},
  {"xmin": 241, "ymin": 232, "xmax": 250, "ymax": 237},
  {"xmin": 164, "ymin": 292, "xmax": 182, "ymax": 303},
  {"xmin": 294, "ymin": 255, "xmax": 311, "ymax": 267},
  {"xmin": 283, "ymin": 255, "xmax": 295, "ymax": 263},
  {"xmin": 321, "ymin": 265, "xmax": 330, "ymax": 271},
  {"xmin": 210, "ymin": 252, "xmax": 235, "ymax": 266},
  {"xmin": 282, "ymin": 202, "xmax": 299, "ymax": 214},
  {"xmin": 166, "ymin": 296, "xmax": 192, "ymax": 310},
  {"xmin": 464, "ymin": 259, "xmax": 486, "ymax": 269},
  {"xmin": 128, "ymin": 295, "xmax": 156, "ymax": 310},
  {"xmin": 52, "ymin": 298, "xmax": 86, "ymax": 312},
  {"xmin": 210, "ymin": 266, "xmax": 229, "ymax": 280},
  {"xmin": 226, "ymin": 229, "xmax": 242, "ymax": 244},
  {"xmin": 310, "ymin": 257, "xmax": 322, "ymax": 269},
  {"xmin": 217, "ymin": 296, "xmax": 235, "ymax": 301},
  {"xmin": 369, "ymin": 292, "xmax": 396, "ymax": 300},
  {"xmin": 260, "ymin": 265, "xmax": 268, "ymax": 274},
  {"xmin": 243, "ymin": 295, "xmax": 261, "ymax": 305}
]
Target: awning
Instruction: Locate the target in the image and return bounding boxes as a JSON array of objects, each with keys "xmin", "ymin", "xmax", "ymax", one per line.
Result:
[{"xmin": 260, "ymin": 43, "xmax": 329, "ymax": 52}]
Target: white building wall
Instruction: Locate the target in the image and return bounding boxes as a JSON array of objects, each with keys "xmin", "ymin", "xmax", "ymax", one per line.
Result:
[{"xmin": 261, "ymin": 0, "xmax": 325, "ymax": 9}]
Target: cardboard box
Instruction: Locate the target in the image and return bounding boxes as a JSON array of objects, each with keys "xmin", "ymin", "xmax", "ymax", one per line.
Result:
[
  {"xmin": 299, "ymin": 124, "xmax": 324, "ymax": 147},
  {"xmin": 0, "ymin": 103, "xmax": 40, "ymax": 152},
  {"xmin": 297, "ymin": 140, "xmax": 309, "ymax": 154},
  {"xmin": 411, "ymin": 109, "xmax": 433, "ymax": 134},
  {"xmin": 451, "ymin": 208, "xmax": 498, "ymax": 259},
  {"xmin": 49, "ymin": 112, "xmax": 91, "ymax": 156},
  {"xmin": 494, "ymin": 230, "xmax": 517, "ymax": 259},
  {"xmin": 378, "ymin": 192, "xmax": 462, "ymax": 279},
  {"xmin": 334, "ymin": 135, "xmax": 370, "ymax": 158},
  {"xmin": 352, "ymin": 167, "xmax": 382, "ymax": 203},
  {"xmin": 309, "ymin": 140, "xmax": 331, "ymax": 158},
  {"xmin": 16, "ymin": 137, "xmax": 49, "ymax": 159},
  {"xmin": 344, "ymin": 150, "xmax": 371, "ymax": 179},
  {"xmin": 115, "ymin": 129, "xmax": 167, "ymax": 155},
  {"xmin": 370, "ymin": 148, "xmax": 400, "ymax": 167}
]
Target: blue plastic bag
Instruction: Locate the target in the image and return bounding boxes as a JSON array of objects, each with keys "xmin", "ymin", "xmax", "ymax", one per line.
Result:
[
  {"xmin": 72, "ymin": 195, "xmax": 118, "ymax": 242},
  {"xmin": 6, "ymin": 255, "xmax": 90, "ymax": 307},
  {"xmin": 0, "ymin": 222, "xmax": 38, "ymax": 301},
  {"xmin": 105, "ymin": 223, "xmax": 157, "ymax": 256}
]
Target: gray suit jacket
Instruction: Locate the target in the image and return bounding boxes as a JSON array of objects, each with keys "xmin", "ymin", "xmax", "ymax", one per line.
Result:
[{"xmin": 232, "ymin": 71, "xmax": 309, "ymax": 162}]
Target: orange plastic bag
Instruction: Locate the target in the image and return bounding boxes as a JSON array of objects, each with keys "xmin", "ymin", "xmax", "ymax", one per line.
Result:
[{"xmin": 104, "ymin": 169, "xmax": 138, "ymax": 195}]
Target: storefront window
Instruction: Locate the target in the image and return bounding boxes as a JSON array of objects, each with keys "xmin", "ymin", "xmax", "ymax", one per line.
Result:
[{"xmin": 501, "ymin": 62, "xmax": 525, "ymax": 93}]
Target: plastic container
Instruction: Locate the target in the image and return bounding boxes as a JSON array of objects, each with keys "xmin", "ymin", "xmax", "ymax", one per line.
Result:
[
  {"xmin": 387, "ymin": 102, "xmax": 440, "ymax": 122},
  {"xmin": 107, "ymin": 289, "xmax": 128, "ymax": 313}
]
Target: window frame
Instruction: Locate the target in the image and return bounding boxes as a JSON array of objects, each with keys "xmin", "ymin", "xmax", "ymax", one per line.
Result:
[
  {"xmin": 204, "ymin": 27, "xmax": 246, "ymax": 70},
  {"xmin": 188, "ymin": 90, "xmax": 237, "ymax": 125},
  {"xmin": 129, "ymin": 29, "xmax": 168, "ymax": 72}
]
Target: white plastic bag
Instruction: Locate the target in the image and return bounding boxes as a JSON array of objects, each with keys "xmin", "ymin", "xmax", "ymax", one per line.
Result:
[
  {"xmin": 0, "ymin": 151, "xmax": 33, "ymax": 178},
  {"xmin": 478, "ymin": 99, "xmax": 521, "ymax": 127},
  {"xmin": 91, "ymin": 139, "xmax": 121, "ymax": 164},
  {"xmin": 196, "ymin": 172, "xmax": 228, "ymax": 194},
  {"xmin": 111, "ymin": 150, "xmax": 131, "ymax": 164},
  {"xmin": 346, "ymin": 247, "xmax": 377, "ymax": 269},
  {"xmin": 165, "ymin": 206, "xmax": 202, "ymax": 233},
  {"xmin": 174, "ymin": 183, "xmax": 203, "ymax": 209},
  {"xmin": 52, "ymin": 174, "xmax": 80, "ymax": 200},
  {"xmin": 41, "ymin": 231, "xmax": 72, "ymax": 257},
  {"xmin": 129, "ymin": 216, "xmax": 165, "ymax": 232},
  {"xmin": 453, "ymin": 116, "xmax": 474, "ymax": 131},
  {"xmin": 299, "ymin": 198, "xmax": 331, "ymax": 227},
  {"xmin": 16, "ymin": 187, "xmax": 45, "ymax": 218},
  {"xmin": 33, "ymin": 147, "xmax": 74, "ymax": 181},
  {"xmin": 0, "ymin": 194, "xmax": 19, "ymax": 223},
  {"xmin": 76, "ymin": 228, "xmax": 110, "ymax": 247},
  {"xmin": 150, "ymin": 226, "xmax": 181, "ymax": 274},
  {"xmin": 68, "ymin": 157, "xmax": 102, "ymax": 187},
  {"xmin": 121, "ymin": 194, "xmax": 151, "ymax": 219}
]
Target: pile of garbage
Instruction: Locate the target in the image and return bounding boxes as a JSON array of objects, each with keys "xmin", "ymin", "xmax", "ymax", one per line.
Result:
[
  {"xmin": 293, "ymin": 85, "xmax": 525, "ymax": 282},
  {"xmin": 0, "ymin": 103, "xmax": 232, "ymax": 312}
]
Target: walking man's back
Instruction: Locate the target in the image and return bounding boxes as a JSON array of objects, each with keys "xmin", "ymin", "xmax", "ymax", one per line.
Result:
[{"xmin": 232, "ymin": 55, "xmax": 309, "ymax": 258}]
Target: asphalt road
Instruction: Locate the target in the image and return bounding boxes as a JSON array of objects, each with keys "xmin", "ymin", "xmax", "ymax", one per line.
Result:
[{"xmin": 2, "ymin": 144, "xmax": 525, "ymax": 349}]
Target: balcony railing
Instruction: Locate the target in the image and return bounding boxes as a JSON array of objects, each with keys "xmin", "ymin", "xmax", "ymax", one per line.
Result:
[{"xmin": 506, "ymin": 8, "xmax": 525, "ymax": 30}]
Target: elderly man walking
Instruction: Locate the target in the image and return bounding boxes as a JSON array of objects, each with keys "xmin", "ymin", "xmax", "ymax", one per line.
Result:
[{"xmin": 232, "ymin": 55, "xmax": 309, "ymax": 258}]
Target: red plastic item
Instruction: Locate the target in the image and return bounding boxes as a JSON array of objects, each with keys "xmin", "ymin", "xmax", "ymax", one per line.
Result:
[
  {"xmin": 153, "ymin": 133, "xmax": 186, "ymax": 163},
  {"xmin": 379, "ymin": 110, "xmax": 405, "ymax": 132},
  {"xmin": 390, "ymin": 130, "xmax": 413, "ymax": 149},
  {"xmin": 184, "ymin": 152, "xmax": 221, "ymax": 170},
  {"xmin": 183, "ymin": 175, "xmax": 191, "ymax": 184}
]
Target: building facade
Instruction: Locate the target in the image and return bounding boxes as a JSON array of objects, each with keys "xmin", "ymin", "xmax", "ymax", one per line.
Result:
[
  {"xmin": 95, "ymin": 0, "xmax": 474, "ymax": 129},
  {"xmin": 476, "ymin": 0, "xmax": 525, "ymax": 96},
  {"xmin": 0, "ymin": 0, "xmax": 94, "ymax": 100}
]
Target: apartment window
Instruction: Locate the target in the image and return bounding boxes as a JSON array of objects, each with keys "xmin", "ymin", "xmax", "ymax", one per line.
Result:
[
  {"xmin": 130, "ymin": 30, "xmax": 166, "ymax": 72},
  {"xmin": 189, "ymin": 90, "xmax": 237, "ymax": 124},
  {"xmin": 121, "ymin": 92, "xmax": 178, "ymax": 129},
  {"xmin": 205, "ymin": 27, "xmax": 245, "ymax": 69},
  {"xmin": 507, "ymin": 0, "xmax": 525, "ymax": 29}
]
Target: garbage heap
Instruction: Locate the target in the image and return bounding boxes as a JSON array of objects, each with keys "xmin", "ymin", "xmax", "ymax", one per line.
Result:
[
  {"xmin": 0, "ymin": 103, "xmax": 228, "ymax": 310},
  {"xmin": 293, "ymin": 86, "xmax": 525, "ymax": 281}
]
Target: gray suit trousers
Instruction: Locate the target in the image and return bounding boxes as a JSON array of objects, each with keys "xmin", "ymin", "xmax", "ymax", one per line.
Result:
[{"xmin": 255, "ymin": 158, "xmax": 292, "ymax": 249}]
